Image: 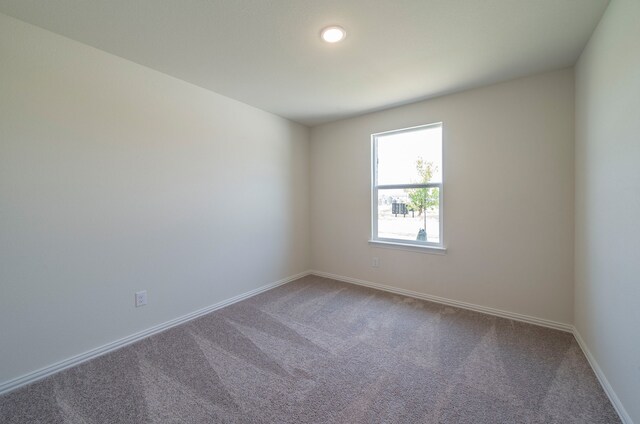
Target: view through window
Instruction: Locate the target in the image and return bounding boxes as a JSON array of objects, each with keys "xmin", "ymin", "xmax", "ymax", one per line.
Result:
[{"xmin": 372, "ymin": 123, "xmax": 443, "ymax": 246}]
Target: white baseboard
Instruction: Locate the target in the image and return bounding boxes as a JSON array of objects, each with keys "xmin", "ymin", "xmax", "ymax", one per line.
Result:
[
  {"xmin": 0, "ymin": 271, "xmax": 310, "ymax": 396},
  {"xmin": 308, "ymin": 270, "xmax": 573, "ymax": 332},
  {"xmin": 572, "ymin": 329, "xmax": 633, "ymax": 424}
]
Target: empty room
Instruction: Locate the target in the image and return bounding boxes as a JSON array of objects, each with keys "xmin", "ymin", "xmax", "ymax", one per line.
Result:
[{"xmin": 1, "ymin": 0, "xmax": 638, "ymax": 423}]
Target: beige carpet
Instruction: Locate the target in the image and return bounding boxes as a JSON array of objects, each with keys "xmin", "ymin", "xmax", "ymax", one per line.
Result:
[{"xmin": 0, "ymin": 275, "xmax": 620, "ymax": 423}]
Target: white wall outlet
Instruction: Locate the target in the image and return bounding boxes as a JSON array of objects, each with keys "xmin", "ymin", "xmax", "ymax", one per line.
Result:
[
  {"xmin": 135, "ymin": 290, "xmax": 147, "ymax": 307},
  {"xmin": 372, "ymin": 257, "xmax": 380, "ymax": 268}
]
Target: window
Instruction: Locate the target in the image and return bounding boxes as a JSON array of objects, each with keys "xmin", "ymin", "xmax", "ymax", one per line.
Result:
[{"xmin": 371, "ymin": 123, "xmax": 444, "ymax": 250}]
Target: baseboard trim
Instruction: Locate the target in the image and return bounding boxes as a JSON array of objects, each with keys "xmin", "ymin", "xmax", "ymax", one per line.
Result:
[
  {"xmin": 572, "ymin": 328, "xmax": 633, "ymax": 424},
  {"xmin": 309, "ymin": 270, "xmax": 573, "ymax": 333},
  {"xmin": 0, "ymin": 270, "xmax": 310, "ymax": 396}
]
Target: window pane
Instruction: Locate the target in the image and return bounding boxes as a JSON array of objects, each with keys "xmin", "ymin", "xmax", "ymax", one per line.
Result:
[
  {"xmin": 376, "ymin": 125, "xmax": 442, "ymax": 185},
  {"xmin": 377, "ymin": 187, "xmax": 440, "ymax": 243}
]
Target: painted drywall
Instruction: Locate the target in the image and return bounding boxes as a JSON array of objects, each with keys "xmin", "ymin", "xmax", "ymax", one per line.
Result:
[
  {"xmin": 0, "ymin": 13, "xmax": 309, "ymax": 384},
  {"xmin": 574, "ymin": 0, "xmax": 640, "ymax": 421},
  {"xmin": 310, "ymin": 69, "xmax": 575, "ymax": 325}
]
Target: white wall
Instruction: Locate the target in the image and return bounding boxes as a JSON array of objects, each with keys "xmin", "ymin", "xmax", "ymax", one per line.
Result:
[
  {"xmin": 310, "ymin": 69, "xmax": 575, "ymax": 324},
  {"xmin": 0, "ymin": 13, "xmax": 309, "ymax": 384},
  {"xmin": 575, "ymin": 0, "xmax": 640, "ymax": 422}
]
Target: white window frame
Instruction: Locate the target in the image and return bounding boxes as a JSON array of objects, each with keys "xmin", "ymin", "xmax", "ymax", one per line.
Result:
[{"xmin": 370, "ymin": 122, "xmax": 445, "ymax": 253}]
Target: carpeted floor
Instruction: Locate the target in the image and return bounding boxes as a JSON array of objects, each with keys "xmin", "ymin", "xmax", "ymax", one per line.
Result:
[{"xmin": 0, "ymin": 275, "xmax": 620, "ymax": 423}]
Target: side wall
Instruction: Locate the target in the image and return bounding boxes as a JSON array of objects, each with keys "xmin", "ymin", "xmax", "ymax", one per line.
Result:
[
  {"xmin": 310, "ymin": 69, "xmax": 575, "ymax": 325},
  {"xmin": 574, "ymin": 0, "xmax": 640, "ymax": 422},
  {"xmin": 0, "ymin": 14, "xmax": 309, "ymax": 384}
]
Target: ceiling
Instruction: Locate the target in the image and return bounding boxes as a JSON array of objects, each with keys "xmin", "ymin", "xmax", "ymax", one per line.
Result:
[{"xmin": 0, "ymin": 0, "xmax": 608, "ymax": 126}]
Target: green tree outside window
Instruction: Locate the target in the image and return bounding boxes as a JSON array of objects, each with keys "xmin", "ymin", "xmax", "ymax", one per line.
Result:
[{"xmin": 405, "ymin": 158, "xmax": 439, "ymax": 240}]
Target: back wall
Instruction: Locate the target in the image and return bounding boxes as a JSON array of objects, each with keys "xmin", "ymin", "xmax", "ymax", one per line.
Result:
[{"xmin": 310, "ymin": 69, "xmax": 575, "ymax": 325}]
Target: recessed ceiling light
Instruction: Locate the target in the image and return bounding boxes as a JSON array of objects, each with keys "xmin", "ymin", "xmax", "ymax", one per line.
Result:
[{"xmin": 320, "ymin": 26, "xmax": 346, "ymax": 43}]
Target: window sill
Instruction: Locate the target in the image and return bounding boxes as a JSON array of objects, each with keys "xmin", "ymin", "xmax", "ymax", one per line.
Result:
[{"xmin": 368, "ymin": 240, "xmax": 447, "ymax": 255}]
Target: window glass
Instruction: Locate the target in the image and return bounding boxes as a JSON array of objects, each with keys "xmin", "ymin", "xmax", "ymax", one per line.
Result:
[{"xmin": 372, "ymin": 123, "xmax": 443, "ymax": 246}]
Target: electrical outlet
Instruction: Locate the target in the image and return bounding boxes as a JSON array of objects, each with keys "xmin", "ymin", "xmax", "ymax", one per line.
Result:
[
  {"xmin": 135, "ymin": 290, "xmax": 147, "ymax": 307},
  {"xmin": 372, "ymin": 257, "xmax": 380, "ymax": 268}
]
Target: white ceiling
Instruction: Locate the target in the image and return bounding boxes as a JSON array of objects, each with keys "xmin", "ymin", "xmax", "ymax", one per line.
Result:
[{"xmin": 0, "ymin": 0, "xmax": 608, "ymax": 126}]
